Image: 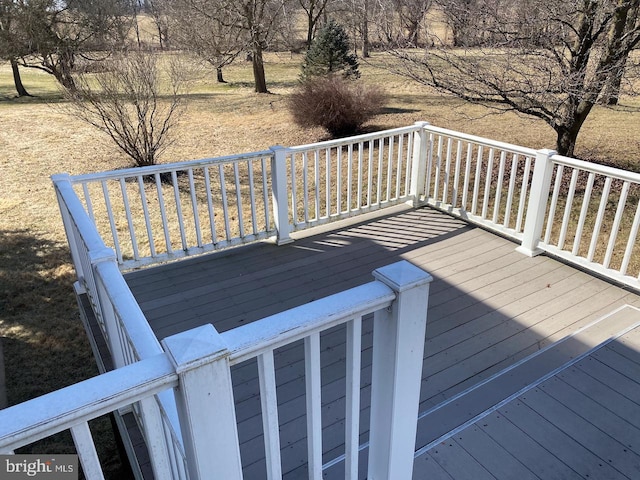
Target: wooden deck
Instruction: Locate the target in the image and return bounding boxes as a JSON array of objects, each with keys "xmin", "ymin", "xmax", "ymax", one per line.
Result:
[
  {"xmin": 121, "ymin": 205, "xmax": 640, "ymax": 479},
  {"xmin": 413, "ymin": 307, "xmax": 640, "ymax": 480}
]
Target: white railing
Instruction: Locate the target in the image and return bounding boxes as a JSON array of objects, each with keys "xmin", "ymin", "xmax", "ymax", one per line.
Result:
[
  {"xmin": 55, "ymin": 123, "xmax": 640, "ymax": 293},
  {"xmin": 527, "ymin": 153, "xmax": 640, "ymax": 288},
  {"xmin": 418, "ymin": 125, "xmax": 537, "ymax": 242},
  {"xmin": 2, "ymin": 261, "xmax": 432, "ymax": 480},
  {"xmin": 93, "ymin": 260, "xmax": 187, "ymax": 479},
  {"xmin": 53, "ymin": 174, "xmax": 187, "ymax": 479},
  {"xmin": 160, "ymin": 260, "xmax": 432, "ymax": 480},
  {"xmin": 45, "ymin": 122, "xmax": 640, "ymax": 477},
  {"xmin": 62, "ymin": 123, "xmax": 431, "ymax": 271},
  {"xmin": 0, "ymin": 354, "xmax": 178, "ymax": 480},
  {"xmin": 69, "ymin": 152, "xmax": 276, "ymax": 269},
  {"xmin": 285, "ymin": 125, "xmax": 423, "ymax": 231}
]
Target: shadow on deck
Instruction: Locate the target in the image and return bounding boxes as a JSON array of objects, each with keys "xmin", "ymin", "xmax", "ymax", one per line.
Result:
[{"xmin": 108, "ymin": 206, "xmax": 640, "ymax": 479}]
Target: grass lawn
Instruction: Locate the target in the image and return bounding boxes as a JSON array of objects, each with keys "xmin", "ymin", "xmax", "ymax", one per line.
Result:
[{"xmin": 1, "ymin": 50, "xmax": 639, "ymax": 477}]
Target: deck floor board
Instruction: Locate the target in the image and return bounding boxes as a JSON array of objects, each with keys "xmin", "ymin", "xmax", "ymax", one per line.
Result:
[
  {"xmin": 415, "ymin": 314, "xmax": 640, "ymax": 480},
  {"xmin": 120, "ymin": 206, "xmax": 640, "ymax": 479}
]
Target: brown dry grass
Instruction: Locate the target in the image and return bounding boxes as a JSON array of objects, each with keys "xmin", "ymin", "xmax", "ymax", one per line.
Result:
[{"xmin": 1, "ymin": 50, "xmax": 640, "ymax": 477}]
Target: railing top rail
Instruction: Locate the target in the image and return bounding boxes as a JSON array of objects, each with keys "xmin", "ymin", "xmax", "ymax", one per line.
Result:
[
  {"xmin": 51, "ymin": 174, "xmax": 111, "ymax": 255},
  {"xmin": 286, "ymin": 125, "xmax": 422, "ymax": 153},
  {"xmin": 69, "ymin": 150, "xmax": 273, "ymax": 184},
  {"xmin": 221, "ymin": 281, "xmax": 396, "ymax": 365},
  {"xmin": 0, "ymin": 354, "xmax": 176, "ymax": 452},
  {"xmin": 93, "ymin": 261, "xmax": 164, "ymax": 360},
  {"xmin": 551, "ymin": 154, "xmax": 640, "ymax": 183},
  {"xmin": 424, "ymin": 125, "xmax": 538, "ymax": 157}
]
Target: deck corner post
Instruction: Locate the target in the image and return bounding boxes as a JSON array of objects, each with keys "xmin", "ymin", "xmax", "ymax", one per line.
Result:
[
  {"xmin": 369, "ymin": 260, "xmax": 433, "ymax": 479},
  {"xmin": 269, "ymin": 145, "xmax": 293, "ymax": 245},
  {"xmin": 410, "ymin": 121, "xmax": 430, "ymax": 207},
  {"xmin": 517, "ymin": 148, "xmax": 557, "ymax": 257},
  {"xmin": 162, "ymin": 325, "xmax": 243, "ymax": 480}
]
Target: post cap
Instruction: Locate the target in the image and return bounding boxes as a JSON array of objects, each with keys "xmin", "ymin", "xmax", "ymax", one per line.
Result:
[
  {"xmin": 373, "ymin": 260, "xmax": 433, "ymax": 293},
  {"xmin": 162, "ymin": 324, "xmax": 230, "ymax": 374}
]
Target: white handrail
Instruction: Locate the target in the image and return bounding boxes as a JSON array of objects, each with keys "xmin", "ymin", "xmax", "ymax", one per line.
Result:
[
  {"xmin": 424, "ymin": 125, "xmax": 537, "ymax": 157},
  {"xmin": 70, "ymin": 151, "xmax": 272, "ymax": 183},
  {"xmin": 287, "ymin": 125, "xmax": 421, "ymax": 152},
  {"xmin": 160, "ymin": 260, "xmax": 432, "ymax": 480},
  {"xmin": 0, "ymin": 354, "xmax": 176, "ymax": 453},
  {"xmin": 533, "ymin": 153, "xmax": 640, "ymax": 288},
  {"xmin": 551, "ymin": 154, "xmax": 640, "ymax": 183},
  {"xmin": 222, "ymin": 281, "xmax": 396, "ymax": 365},
  {"xmin": 417, "ymin": 126, "xmax": 537, "ymax": 243}
]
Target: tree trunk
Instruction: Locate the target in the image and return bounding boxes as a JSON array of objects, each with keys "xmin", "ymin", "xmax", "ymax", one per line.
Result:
[
  {"xmin": 556, "ymin": 127, "xmax": 577, "ymax": 158},
  {"xmin": 54, "ymin": 68, "xmax": 77, "ymax": 92},
  {"xmin": 10, "ymin": 59, "xmax": 31, "ymax": 97},
  {"xmin": 362, "ymin": 0, "xmax": 370, "ymax": 58},
  {"xmin": 555, "ymin": 99, "xmax": 593, "ymax": 158},
  {"xmin": 602, "ymin": 56, "xmax": 627, "ymax": 106},
  {"xmin": 216, "ymin": 67, "xmax": 226, "ymax": 83},
  {"xmin": 306, "ymin": 12, "xmax": 314, "ymax": 48},
  {"xmin": 362, "ymin": 15, "xmax": 370, "ymax": 58},
  {"xmin": 252, "ymin": 45, "xmax": 268, "ymax": 93}
]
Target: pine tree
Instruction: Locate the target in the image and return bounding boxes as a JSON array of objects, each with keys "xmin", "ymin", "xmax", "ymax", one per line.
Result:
[{"xmin": 300, "ymin": 20, "xmax": 359, "ymax": 81}]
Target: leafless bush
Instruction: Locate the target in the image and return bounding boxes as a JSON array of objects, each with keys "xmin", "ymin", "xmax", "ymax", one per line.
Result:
[
  {"xmin": 65, "ymin": 50, "xmax": 190, "ymax": 167},
  {"xmin": 288, "ymin": 75, "xmax": 386, "ymax": 138}
]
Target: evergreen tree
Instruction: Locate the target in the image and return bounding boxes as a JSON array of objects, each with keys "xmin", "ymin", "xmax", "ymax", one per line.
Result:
[{"xmin": 301, "ymin": 20, "xmax": 359, "ymax": 81}]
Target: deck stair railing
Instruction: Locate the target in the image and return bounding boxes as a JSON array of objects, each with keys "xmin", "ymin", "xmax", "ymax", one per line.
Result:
[{"xmin": 0, "ymin": 261, "xmax": 433, "ymax": 480}]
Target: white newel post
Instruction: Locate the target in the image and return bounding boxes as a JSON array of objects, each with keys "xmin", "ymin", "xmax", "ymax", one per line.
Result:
[
  {"xmin": 516, "ymin": 148, "xmax": 557, "ymax": 257},
  {"xmin": 269, "ymin": 145, "xmax": 293, "ymax": 245},
  {"xmin": 368, "ymin": 261, "xmax": 433, "ymax": 480},
  {"xmin": 162, "ymin": 325, "xmax": 244, "ymax": 480},
  {"xmin": 409, "ymin": 121, "xmax": 430, "ymax": 207}
]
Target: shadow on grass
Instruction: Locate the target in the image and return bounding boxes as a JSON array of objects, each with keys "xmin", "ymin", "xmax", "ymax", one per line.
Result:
[
  {"xmin": 378, "ymin": 106, "xmax": 421, "ymax": 115},
  {"xmin": 0, "ymin": 92, "xmax": 66, "ymax": 105},
  {"xmin": 0, "ymin": 229, "xmax": 132, "ymax": 479}
]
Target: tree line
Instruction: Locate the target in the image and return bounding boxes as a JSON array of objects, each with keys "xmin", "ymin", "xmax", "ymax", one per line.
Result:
[{"xmin": 1, "ymin": 0, "xmax": 639, "ymax": 158}]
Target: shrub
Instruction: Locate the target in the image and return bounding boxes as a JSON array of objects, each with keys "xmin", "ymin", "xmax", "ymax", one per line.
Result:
[
  {"xmin": 288, "ymin": 75, "xmax": 385, "ymax": 138},
  {"xmin": 300, "ymin": 20, "xmax": 360, "ymax": 81}
]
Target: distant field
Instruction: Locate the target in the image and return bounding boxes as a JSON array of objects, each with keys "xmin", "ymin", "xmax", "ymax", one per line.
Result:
[{"xmin": 1, "ymin": 50, "xmax": 639, "ymax": 476}]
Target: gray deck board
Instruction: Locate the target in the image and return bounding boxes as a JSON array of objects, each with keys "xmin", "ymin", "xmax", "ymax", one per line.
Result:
[
  {"xmin": 118, "ymin": 206, "xmax": 640, "ymax": 479},
  {"xmin": 416, "ymin": 316, "xmax": 640, "ymax": 480},
  {"xmin": 451, "ymin": 426, "xmax": 539, "ymax": 480}
]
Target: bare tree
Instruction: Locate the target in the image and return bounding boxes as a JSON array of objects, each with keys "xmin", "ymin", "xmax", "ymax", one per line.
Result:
[
  {"xmin": 164, "ymin": 0, "xmax": 286, "ymax": 93},
  {"xmin": 225, "ymin": 0, "xmax": 288, "ymax": 93},
  {"xmin": 376, "ymin": 0, "xmax": 432, "ymax": 47},
  {"xmin": 142, "ymin": 0, "xmax": 169, "ymax": 49},
  {"xmin": 388, "ymin": 0, "xmax": 640, "ymax": 157},
  {"xmin": 0, "ymin": 0, "xmax": 31, "ymax": 96},
  {"xmin": 161, "ymin": 0, "xmax": 245, "ymax": 83},
  {"xmin": 336, "ymin": 0, "xmax": 373, "ymax": 57},
  {"xmin": 9, "ymin": 0, "xmax": 130, "ymax": 91},
  {"xmin": 298, "ymin": 0, "xmax": 333, "ymax": 48},
  {"xmin": 65, "ymin": 50, "xmax": 189, "ymax": 167}
]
